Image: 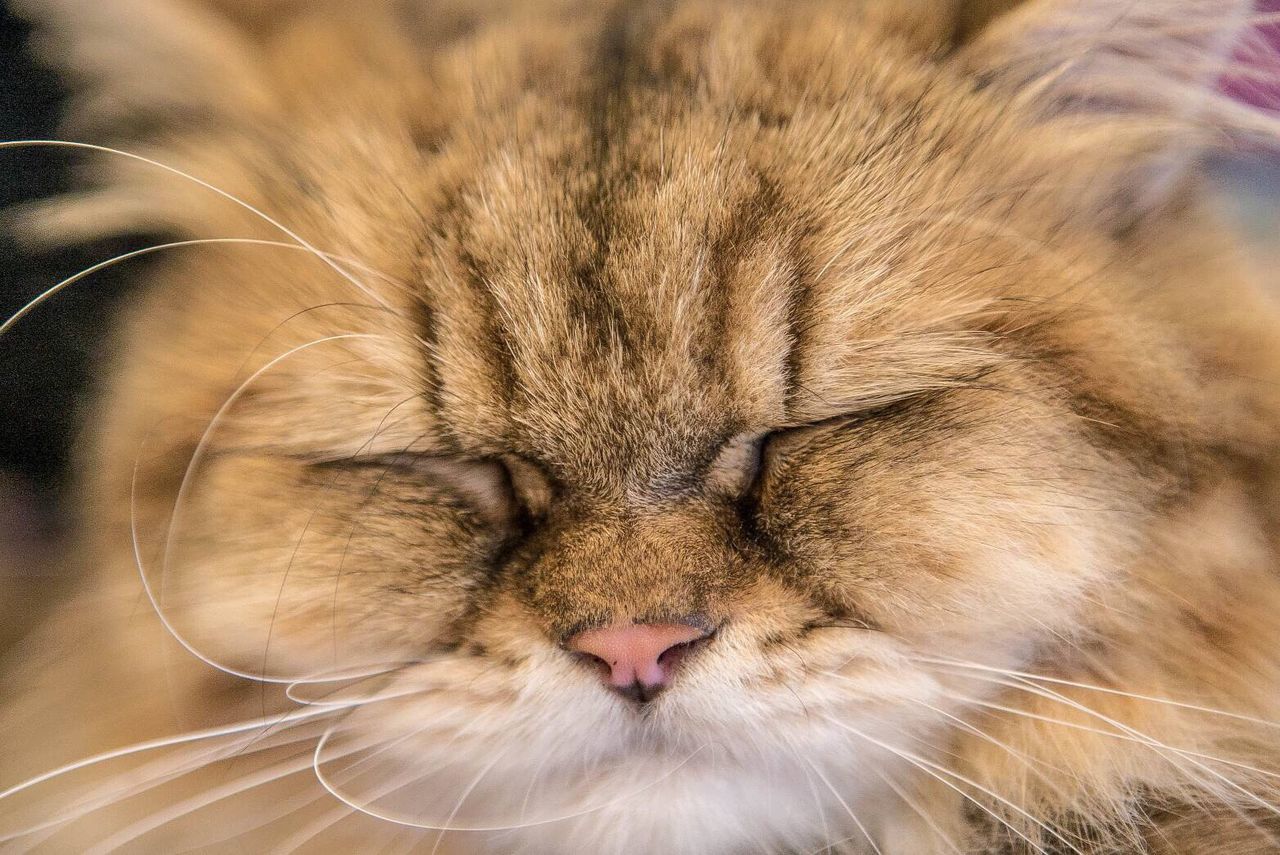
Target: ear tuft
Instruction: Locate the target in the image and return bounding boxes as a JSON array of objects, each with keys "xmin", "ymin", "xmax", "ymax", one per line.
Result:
[
  {"xmin": 12, "ymin": 0, "xmax": 276, "ymax": 136},
  {"xmin": 1221, "ymin": 1, "xmax": 1280, "ymax": 113},
  {"xmin": 958, "ymin": 0, "xmax": 1280, "ymax": 210}
]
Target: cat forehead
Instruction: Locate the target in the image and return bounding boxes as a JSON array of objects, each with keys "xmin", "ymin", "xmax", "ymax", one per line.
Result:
[
  {"xmin": 394, "ymin": 32, "xmax": 1031, "ymax": 462},
  {"xmin": 214, "ymin": 5, "xmax": 1070, "ymax": 489},
  {"xmin": 396, "ymin": 113, "xmax": 1015, "ymax": 489},
  {"xmin": 411, "ymin": 146, "xmax": 798, "ymax": 486}
]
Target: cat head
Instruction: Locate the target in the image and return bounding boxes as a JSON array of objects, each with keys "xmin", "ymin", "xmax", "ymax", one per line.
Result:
[{"xmin": 12, "ymin": 0, "xmax": 1280, "ymax": 849}]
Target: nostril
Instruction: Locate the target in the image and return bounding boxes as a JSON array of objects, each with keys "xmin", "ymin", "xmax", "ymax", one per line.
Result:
[
  {"xmin": 572, "ymin": 650, "xmax": 613, "ymax": 677},
  {"xmin": 655, "ymin": 635, "xmax": 709, "ymax": 671},
  {"xmin": 565, "ymin": 619, "xmax": 713, "ymax": 702}
]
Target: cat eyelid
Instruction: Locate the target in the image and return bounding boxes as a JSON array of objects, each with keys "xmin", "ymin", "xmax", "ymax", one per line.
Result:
[
  {"xmin": 314, "ymin": 450, "xmax": 555, "ymax": 523},
  {"xmin": 313, "ymin": 451, "xmax": 521, "ymax": 528},
  {"xmin": 785, "ymin": 387, "xmax": 949, "ymax": 432},
  {"xmin": 707, "ymin": 392, "xmax": 943, "ymax": 497},
  {"xmin": 759, "ymin": 389, "xmax": 948, "ymax": 469}
]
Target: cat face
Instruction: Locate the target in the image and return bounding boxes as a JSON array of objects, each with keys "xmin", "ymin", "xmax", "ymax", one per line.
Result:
[
  {"xmin": 136, "ymin": 174, "xmax": 1132, "ymax": 850},
  {"xmin": 107, "ymin": 18, "xmax": 1159, "ymax": 852},
  {"xmin": 14, "ymin": 0, "xmax": 1279, "ymax": 850}
]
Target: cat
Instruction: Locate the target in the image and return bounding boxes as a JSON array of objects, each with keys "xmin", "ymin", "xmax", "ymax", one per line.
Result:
[{"xmin": 2, "ymin": 0, "xmax": 1280, "ymax": 852}]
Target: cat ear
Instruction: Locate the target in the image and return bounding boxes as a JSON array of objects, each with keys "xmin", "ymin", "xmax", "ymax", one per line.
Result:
[
  {"xmin": 9, "ymin": 1, "xmax": 407, "ymax": 244},
  {"xmin": 7, "ymin": 0, "xmax": 284, "ymax": 243},
  {"xmin": 956, "ymin": 0, "xmax": 1280, "ymax": 215},
  {"xmin": 12, "ymin": 0, "xmax": 283, "ymax": 136}
]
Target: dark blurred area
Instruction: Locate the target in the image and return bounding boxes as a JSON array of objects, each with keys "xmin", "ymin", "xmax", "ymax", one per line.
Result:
[
  {"xmin": 0, "ymin": 2, "xmax": 152, "ymax": 527},
  {"xmin": 0, "ymin": 2, "xmax": 156, "ymax": 645}
]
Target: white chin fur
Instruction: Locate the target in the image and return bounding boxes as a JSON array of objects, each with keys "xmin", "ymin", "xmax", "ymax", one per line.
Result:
[{"xmin": 356, "ymin": 752, "xmax": 922, "ymax": 855}]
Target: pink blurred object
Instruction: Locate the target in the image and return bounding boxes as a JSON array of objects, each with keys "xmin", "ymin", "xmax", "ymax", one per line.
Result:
[{"xmin": 1220, "ymin": 0, "xmax": 1280, "ymax": 112}]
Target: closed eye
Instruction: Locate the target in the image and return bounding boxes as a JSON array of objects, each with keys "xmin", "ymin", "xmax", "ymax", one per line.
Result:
[
  {"xmin": 314, "ymin": 452, "xmax": 521, "ymax": 529},
  {"xmin": 707, "ymin": 392, "xmax": 949, "ymax": 501},
  {"xmin": 752, "ymin": 388, "xmax": 954, "ymax": 485},
  {"xmin": 313, "ymin": 450, "xmax": 555, "ymax": 528}
]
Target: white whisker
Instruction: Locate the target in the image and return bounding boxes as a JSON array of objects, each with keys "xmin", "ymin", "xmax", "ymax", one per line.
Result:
[
  {"xmin": 0, "ymin": 238, "xmax": 397, "ymax": 338},
  {"xmin": 951, "ymin": 669, "xmax": 1280, "ymax": 823},
  {"xmin": 0, "ymin": 707, "xmax": 337, "ymax": 806},
  {"xmin": 275, "ymin": 800, "xmax": 363, "ymax": 854},
  {"xmin": 262, "ymin": 416, "xmax": 427, "ymax": 688},
  {"xmin": 873, "ymin": 770, "xmax": 964, "ymax": 855},
  {"xmin": 0, "ymin": 140, "xmax": 396, "ymax": 310},
  {"xmin": 915, "ymin": 655, "xmax": 1280, "ymax": 730},
  {"xmin": 80, "ymin": 727, "xmax": 387, "ymax": 855},
  {"xmin": 427, "ymin": 750, "xmax": 510, "ymax": 855},
  {"xmin": 5, "ymin": 722, "xmax": 330, "ymax": 846},
  {"xmin": 818, "ymin": 714, "xmax": 1070, "ymax": 855},
  {"xmin": 131, "ymin": 333, "xmax": 383, "ymax": 685},
  {"xmin": 311, "ymin": 723, "xmax": 715, "ymax": 834},
  {"xmin": 938, "ymin": 688, "xmax": 1280, "ymax": 784},
  {"xmin": 800, "ymin": 757, "xmax": 882, "ymax": 855}
]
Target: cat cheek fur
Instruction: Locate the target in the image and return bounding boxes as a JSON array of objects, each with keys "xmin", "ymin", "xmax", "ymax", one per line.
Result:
[{"xmin": 3, "ymin": 0, "xmax": 1280, "ymax": 853}]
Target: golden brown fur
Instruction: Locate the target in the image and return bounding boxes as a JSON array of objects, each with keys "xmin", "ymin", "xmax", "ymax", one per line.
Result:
[{"xmin": 3, "ymin": 0, "xmax": 1280, "ymax": 852}]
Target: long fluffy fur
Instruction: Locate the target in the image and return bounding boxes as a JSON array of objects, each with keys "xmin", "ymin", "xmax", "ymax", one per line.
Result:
[{"xmin": 3, "ymin": 1, "xmax": 1280, "ymax": 852}]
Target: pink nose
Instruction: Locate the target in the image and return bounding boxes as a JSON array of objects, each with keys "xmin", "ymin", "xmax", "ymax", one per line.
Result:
[{"xmin": 566, "ymin": 621, "xmax": 712, "ymax": 702}]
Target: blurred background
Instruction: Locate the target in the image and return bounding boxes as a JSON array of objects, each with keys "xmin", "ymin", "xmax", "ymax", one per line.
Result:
[
  {"xmin": 0, "ymin": 4, "xmax": 145, "ymax": 512},
  {"xmin": 0, "ymin": 1, "xmax": 161, "ymax": 647}
]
